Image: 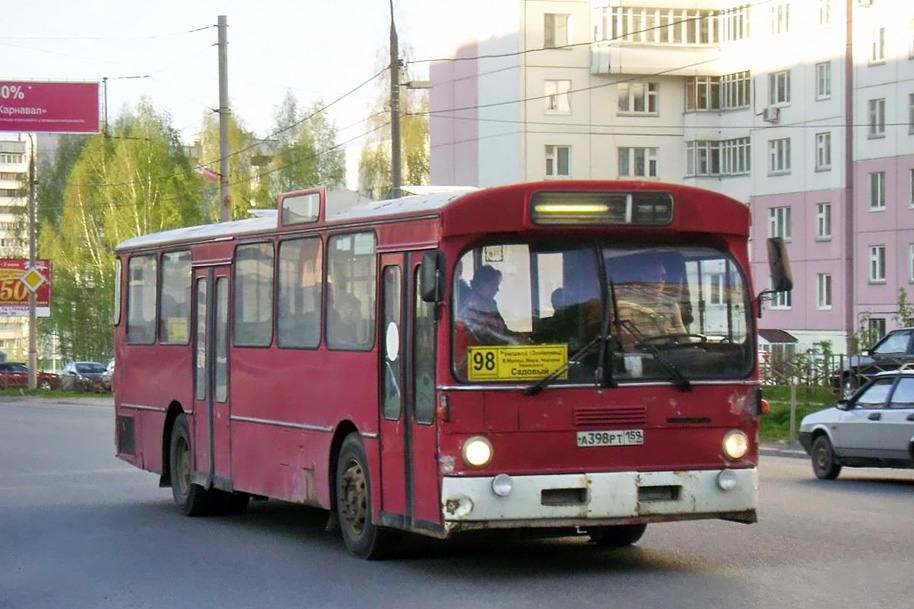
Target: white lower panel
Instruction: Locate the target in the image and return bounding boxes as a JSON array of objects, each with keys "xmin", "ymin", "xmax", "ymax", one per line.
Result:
[{"xmin": 441, "ymin": 468, "xmax": 758, "ymax": 523}]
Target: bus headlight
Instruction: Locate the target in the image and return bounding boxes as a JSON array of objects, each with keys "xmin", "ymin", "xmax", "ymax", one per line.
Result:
[
  {"xmin": 722, "ymin": 430, "xmax": 749, "ymax": 461},
  {"xmin": 461, "ymin": 436, "xmax": 493, "ymax": 468}
]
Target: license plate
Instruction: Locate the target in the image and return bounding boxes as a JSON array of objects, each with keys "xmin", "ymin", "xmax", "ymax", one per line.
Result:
[{"xmin": 576, "ymin": 429, "xmax": 644, "ymax": 447}]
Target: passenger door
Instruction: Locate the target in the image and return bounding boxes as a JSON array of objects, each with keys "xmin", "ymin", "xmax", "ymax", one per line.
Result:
[
  {"xmin": 192, "ymin": 266, "xmax": 233, "ymax": 489},
  {"xmin": 879, "ymin": 376, "xmax": 914, "ymax": 462},
  {"xmin": 834, "ymin": 377, "xmax": 892, "ymax": 459},
  {"xmin": 377, "ymin": 252, "xmax": 441, "ymax": 530}
]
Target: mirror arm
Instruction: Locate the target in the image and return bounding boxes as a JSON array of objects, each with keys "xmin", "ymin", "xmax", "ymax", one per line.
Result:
[{"xmin": 756, "ymin": 289, "xmax": 776, "ymax": 319}]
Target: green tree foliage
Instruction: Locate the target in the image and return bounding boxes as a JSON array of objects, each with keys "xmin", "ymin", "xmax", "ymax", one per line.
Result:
[
  {"xmin": 196, "ymin": 111, "xmax": 258, "ymax": 217},
  {"xmin": 260, "ymin": 91, "xmax": 346, "ymax": 203},
  {"xmin": 38, "ymin": 100, "xmax": 203, "ymax": 362},
  {"xmin": 358, "ymin": 53, "xmax": 430, "ymax": 200}
]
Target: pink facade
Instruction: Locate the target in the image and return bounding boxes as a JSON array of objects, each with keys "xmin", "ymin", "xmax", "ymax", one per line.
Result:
[{"xmin": 751, "ymin": 188, "xmax": 848, "ymax": 333}]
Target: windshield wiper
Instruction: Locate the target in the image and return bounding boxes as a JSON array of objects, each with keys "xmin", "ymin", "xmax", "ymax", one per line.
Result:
[
  {"xmin": 524, "ymin": 292, "xmax": 618, "ymax": 397},
  {"xmin": 608, "ymin": 281, "xmax": 692, "ymax": 392}
]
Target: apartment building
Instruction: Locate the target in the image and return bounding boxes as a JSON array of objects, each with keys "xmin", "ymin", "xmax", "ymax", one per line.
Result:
[
  {"xmin": 429, "ymin": 0, "xmax": 914, "ymax": 353},
  {"xmin": 0, "ymin": 135, "xmax": 32, "ymax": 359}
]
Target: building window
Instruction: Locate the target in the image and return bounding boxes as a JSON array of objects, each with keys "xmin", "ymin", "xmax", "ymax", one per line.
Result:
[
  {"xmin": 868, "ymin": 318, "xmax": 887, "ymax": 341},
  {"xmin": 618, "ymin": 82, "xmax": 659, "ymax": 114},
  {"xmin": 720, "ymin": 5, "xmax": 751, "ymax": 42},
  {"xmin": 910, "ymin": 168, "xmax": 914, "ymax": 207},
  {"xmin": 870, "ymin": 171, "xmax": 886, "ymax": 211},
  {"xmin": 815, "ymin": 132, "xmax": 832, "ymax": 171},
  {"xmin": 909, "ymin": 244, "xmax": 914, "ymax": 282},
  {"xmin": 545, "ymin": 145, "xmax": 570, "ymax": 178},
  {"xmin": 771, "ymin": 279, "xmax": 792, "ymax": 309},
  {"xmin": 818, "ymin": 0, "xmax": 831, "ymax": 25},
  {"xmin": 909, "ymin": 93, "xmax": 914, "ymax": 133},
  {"xmin": 720, "ymin": 71, "xmax": 751, "ymax": 109},
  {"xmin": 544, "ymin": 80, "xmax": 571, "ymax": 113},
  {"xmin": 816, "ymin": 62, "xmax": 831, "ymax": 100},
  {"xmin": 0, "ymin": 154, "xmax": 25, "ymax": 164},
  {"xmin": 618, "ymin": 147, "xmax": 658, "ymax": 178},
  {"xmin": 869, "ymin": 245, "xmax": 886, "ymax": 283},
  {"xmin": 686, "ymin": 141, "xmax": 720, "ymax": 177},
  {"xmin": 597, "ymin": 7, "xmax": 720, "ymax": 45},
  {"xmin": 686, "ymin": 139, "xmax": 750, "ymax": 177},
  {"xmin": 870, "ymin": 27, "xmax": 886, "ymax": 64},
  {"xmin": 768, "ymin": 138, "xmax": 791, "ymax": 175},
  {"xmin": 720, "ymin": 137, "xmax": 751, "ymax": 175},
  {"xmin": 817, "ymin": 273, "xmax": 832, "ymax": 310},
  {"xmin": 685, "ymin": 77, "xmax": 720, "ymax": 111},
  {"xmin": 768, "ymin": 71, "xmax": 791, "ymax": 105},
  {"xmin": 868, "ymin": 98, "xmax": 886, "ymax": 138},
  {"xmin": 768, "ymin": 206, "xmax": 792, "ymax": 241},
  {"xmin": 544, "ymin": 13, "xmax": 570, "ymax": 48},
  {"xmin": 816, "ymin": 202, "xmax": 832, "ymax": 240},
  {"xmin": 771, "ymin": 3, "xmax": 789, "ymax": 35}
]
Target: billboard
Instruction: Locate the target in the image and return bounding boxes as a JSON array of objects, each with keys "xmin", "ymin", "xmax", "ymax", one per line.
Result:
[
  {"xmin": 0, "ymin": 81, "xmax": 99, "ymax": 134},
  {"xmin": 0, "ymin": 259, "xmax": 51, "ymax": 317}
]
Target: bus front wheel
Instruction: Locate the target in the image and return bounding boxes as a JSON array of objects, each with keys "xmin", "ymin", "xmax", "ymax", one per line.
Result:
[
  {"xmin": 587, "ymin": 524, "xmax": 647, "ymax": 547},
  {"xmin": 335, "ymin": 433, "xmax": 393, "ymax": 559},
  {"xmin": 169, "ymin": 413, "xmax": 214, "ymax": 516}
]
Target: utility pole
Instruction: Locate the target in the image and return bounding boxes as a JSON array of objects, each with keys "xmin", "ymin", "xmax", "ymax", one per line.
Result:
[
  {"xmin": 389, "ymin": 0, "xmax": 401, "ymax": 199},
  {"xmin": 217, "ymin": 15, "xmax": 231, "ymax": 221},
  {"xmin": 27, "ymin": 135, "xmax": 36, "ymax": 390}
]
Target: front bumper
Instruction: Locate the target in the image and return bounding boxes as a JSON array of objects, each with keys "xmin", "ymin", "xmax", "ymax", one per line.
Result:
[{"xmin": 441, "ymin": 468, "xmax": 758, "ymax": 533}]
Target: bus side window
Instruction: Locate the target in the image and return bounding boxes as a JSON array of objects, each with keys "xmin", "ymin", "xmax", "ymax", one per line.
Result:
[
  {"xmin": 277, "ymin": 237, "xmax": 322, "ymax": 349},
  {"xmin": 127, "ymin": 254, "xmax": 156, "ymax": 345},
  {"xmin": 233, "ymin": 242, "xmax": 275, "ymax": 348},
  {"xmin": 326, "ymin": 232, "xmax": 377, "ymax": 351},
  {"xmin": 159, "ymin": 250, "xmax": 192, "ymax": 345}
]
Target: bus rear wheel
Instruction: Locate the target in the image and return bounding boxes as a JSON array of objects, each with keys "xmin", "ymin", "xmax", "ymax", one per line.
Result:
[
  {"xmin": 588, "ymin": 524, "xmax": 647, "ymax": 547},
  {"xmin": 169, "ymin": 413, "xmax": 215, "ymax": 516},
  {"xmin": 335, "ymin": 433, "xmax": 393, "ymax": 559}
]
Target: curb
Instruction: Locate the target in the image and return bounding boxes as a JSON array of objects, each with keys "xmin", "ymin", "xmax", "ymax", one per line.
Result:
[{"xmin": 760, "ymin": 443, "xmax": 807, "ymax": 459}]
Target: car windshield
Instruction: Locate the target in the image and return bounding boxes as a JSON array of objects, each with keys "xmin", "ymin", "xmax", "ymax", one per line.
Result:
[
  {"xmin": 76, "ymin": 363, "xmax": 106, "ymax": 374},
  {"xmin": 871, "ymin": 331, "xmax": 911, "ymax": 355},
  {"xmin": 452, "ymin": 242, "xmax": 752, "ymax": 384}
]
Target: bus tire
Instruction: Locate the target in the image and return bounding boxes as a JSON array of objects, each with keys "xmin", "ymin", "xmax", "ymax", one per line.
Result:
[
  {"xmin": 335, "ymin": 433, "xmax": 392, "ymax": 559},
  {"xmin": 169, "ymin": 413, "xmax": 215, "ymax": 517},
  {"xmin": 588, "ymin": 524, "xmax": 647, "ymax": 547}
]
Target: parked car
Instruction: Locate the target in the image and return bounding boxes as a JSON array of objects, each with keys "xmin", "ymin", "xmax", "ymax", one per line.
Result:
[
  {"xmin": 800, "ymin": 369, "xmax": 914, "ymax": 479},
  {"xmin": 0, "ymin": 362, "xmax": 59, "ymax": 390},
  {"xmin": 833, "ymin": 328, "xmax": 914, "ymax": 396},
  {"xmin": 61, "ymin": 361, "xmax": 109, "ymax": 393},
  {"xmin": 102, "ymin": 359, "xmax": 114, "ymax": 392}
]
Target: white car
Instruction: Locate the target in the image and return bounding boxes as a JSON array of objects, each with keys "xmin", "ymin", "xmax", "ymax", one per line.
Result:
[{"xmin": 799, "ymin": 369, "xmax": 914, "ymax": 479}]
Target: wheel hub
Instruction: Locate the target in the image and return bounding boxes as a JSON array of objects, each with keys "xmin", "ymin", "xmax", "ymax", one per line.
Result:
[{"xmin": 340, "ymin": 459, "xmax": 367, "ymax": 535}]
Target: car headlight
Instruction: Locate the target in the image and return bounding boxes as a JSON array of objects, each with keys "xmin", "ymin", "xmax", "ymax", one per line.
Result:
[
  {"xmin": 722, "ymin": 429, "xmax": 749, "ymax": 460},
  {"xmin": 461, "ymin": 436, "xmax": 493, "ymax": 468}
]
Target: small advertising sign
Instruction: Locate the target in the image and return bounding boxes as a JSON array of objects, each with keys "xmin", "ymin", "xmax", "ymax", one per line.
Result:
[
  {"xmin": 0, "ymin": 81, "xmax": 99, "ymax": 134},
  {"xmin": 0, "ymin": 259, "xmax": 51, "ymax": 317}
]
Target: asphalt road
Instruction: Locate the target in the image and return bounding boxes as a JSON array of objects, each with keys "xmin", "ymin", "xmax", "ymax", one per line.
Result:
[{"xmin": 1, "ymin": 398, "xmax": 913, "ymax": 609}]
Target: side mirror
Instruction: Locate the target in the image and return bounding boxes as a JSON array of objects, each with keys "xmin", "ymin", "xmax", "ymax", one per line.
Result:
[
  {"xmin": 767, "ymin": 237, "xmax": 793, "ymax": 293},
  {"xmin": 757, "ymin": 237, "xmax": 794, "ymax": 317},
  {"xmin": 836, "ymin": 399, "xmax": 849, "ymax": 410},
  {"xmin": 420, "ymin": 250, "xmax": 445, "ymax": 303}
]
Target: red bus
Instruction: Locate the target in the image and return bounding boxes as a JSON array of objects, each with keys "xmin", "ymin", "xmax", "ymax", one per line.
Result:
[{"xmin": 113, "ymin": 180, "xmax": 791, "ymax": 558}]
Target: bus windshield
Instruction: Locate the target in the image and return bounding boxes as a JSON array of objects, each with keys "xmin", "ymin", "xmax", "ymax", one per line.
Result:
[{"xmin": 453, "ymin": 242, "xmax": 752, "ymax": 384}]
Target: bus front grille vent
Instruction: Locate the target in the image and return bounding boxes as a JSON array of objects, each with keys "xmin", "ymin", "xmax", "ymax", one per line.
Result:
[{"xmin": 574, "ymin": 406, "xmax": 647, "ymax": 427}]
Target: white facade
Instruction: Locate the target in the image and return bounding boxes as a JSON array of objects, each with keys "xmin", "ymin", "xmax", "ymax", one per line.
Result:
[{"xmin": 429, "ymin": 0, "xmax": 914, "ymax": 354}]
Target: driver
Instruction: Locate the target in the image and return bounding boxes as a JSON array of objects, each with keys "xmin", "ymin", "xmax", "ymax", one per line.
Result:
[{"xmin": 615, "ymin": 257, "xmax": 687, "ymax": 343}]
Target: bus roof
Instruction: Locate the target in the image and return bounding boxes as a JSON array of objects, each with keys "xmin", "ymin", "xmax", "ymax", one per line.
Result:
[{"xmin": 114, "ymin": 181, "xmax": 747, "ymax": 252}]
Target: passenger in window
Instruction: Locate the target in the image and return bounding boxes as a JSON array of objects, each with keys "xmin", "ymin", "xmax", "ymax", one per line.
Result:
[
  {"xmin": 457, "ymin": 265, "xmax": 522, "ymax": 347},
  {"xmin": 329, "ymin": 289, "xmax": 363, "ymax": 347},
  {"xmin": 614, "ymin": 257, "xmax": 687, "ymax": 344}
]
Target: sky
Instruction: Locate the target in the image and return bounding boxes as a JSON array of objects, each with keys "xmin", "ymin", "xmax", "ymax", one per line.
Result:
[{"xmin": 1, "ymin": 0, "xmax": 488, "ymax": 185}]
